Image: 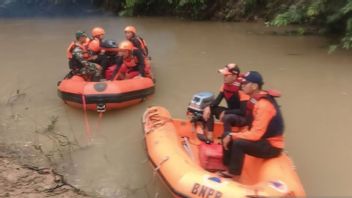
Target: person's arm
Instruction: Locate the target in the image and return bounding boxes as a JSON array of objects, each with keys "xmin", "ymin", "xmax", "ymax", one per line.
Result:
[
  {"xmin": 210, "ymin": 92, "xmax": 224, "ymax": 108},
  {"xmin": 224, "ymin": 100, "xmax": 247, "ymax": 115},
  {"xmin": 110, "ymin": 56, "xmax": 123, "ymax": 80},
  {"xmin": 231, "ymin": 100, "xmax": 276, "ymax": 141},
  {"xmin": 133, "ymin": 49, "xmax": 145, "ymax": 77},
  {"xmin": 131, "ymin": 37, "xmax": 143, "ymax": 52}
]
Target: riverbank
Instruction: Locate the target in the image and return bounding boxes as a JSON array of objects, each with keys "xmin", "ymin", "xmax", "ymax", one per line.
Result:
[
  {"xmin": 0, "ymin": 144, "xmax": 89, "ymax": 198},
  {"xmin": 0, "ymin": 89, "xmax": 92, "ymax": 197}
]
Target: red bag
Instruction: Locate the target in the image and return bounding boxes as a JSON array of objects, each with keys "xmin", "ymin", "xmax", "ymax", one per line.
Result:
[{"xmin": 199, "ymin": 142, "xmax": 227, "ymax": 171}]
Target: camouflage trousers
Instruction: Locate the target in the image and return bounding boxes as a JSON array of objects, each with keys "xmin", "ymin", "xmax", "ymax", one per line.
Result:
[
  {"xmin": 69, "ymin": 63, "xmax": 101, "ymax": 81},
  {"xmin": 79, "ymin": 62, "xmax": 100, "ymax": 76}
]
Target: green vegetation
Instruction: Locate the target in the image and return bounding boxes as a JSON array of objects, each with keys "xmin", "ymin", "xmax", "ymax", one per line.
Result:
[
  {"xmin": 1, "ymin": 0, "xmax": 351, "ymax": 50},
  {"xmin": 269, "ymin": 0, "xmax": 352, "ymax": 50},
  {"xmin": 117, "ymin": 0, "xmax": 209, "ymax": 19},
  {"xmin": 114, "ymin": 0, "xmax": 352, "ymax": 50}
]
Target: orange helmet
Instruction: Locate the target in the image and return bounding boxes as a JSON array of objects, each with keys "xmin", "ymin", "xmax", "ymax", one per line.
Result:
[
  {"xmin": 92, "ymin": 27, "xmax": 105, "ymax": 37},
  {"xmin": 124, "ymin": 26, "xmax": 137, "ymax": 34},
  {"xmin": 118, "ymin": 40, "xmax": 134, "ymax": 51}
]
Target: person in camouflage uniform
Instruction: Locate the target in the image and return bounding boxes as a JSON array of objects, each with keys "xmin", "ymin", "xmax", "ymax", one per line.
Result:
[{"xmin": 66, "ymin": 31, "xmax": 102, "ymax": 82}]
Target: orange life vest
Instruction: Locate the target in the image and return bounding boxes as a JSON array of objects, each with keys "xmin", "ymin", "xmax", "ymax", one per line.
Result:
[
  {"xmin": 246, "ymin": 90, "xmax": 284, "ymax": 139},
  {"xmin": 87, "ymin": 38, "xmax": 101, "ymax": 54},
  {"xmin": 131, "ymin": 36, "xmax": 148, "ymax": 57},
  {"xmin": 123, "ymin": 48, "xmax": 140, "ymax": 68},
  {"xmin": 138, "ymin": 37, "xmax": 148, "ymax": 56},
  {"xmin": 66, "ymin": 41, "xmax": 89, "ymax": 59},
  {"xmin": 220, "ymin": 77, "xmax": 244, "ymax": 109}
]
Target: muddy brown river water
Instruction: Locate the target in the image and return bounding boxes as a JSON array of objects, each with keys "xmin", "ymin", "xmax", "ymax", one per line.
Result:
[{"xmin": 0, "ymin": 16, "xmax": 352, "ymax": 197}]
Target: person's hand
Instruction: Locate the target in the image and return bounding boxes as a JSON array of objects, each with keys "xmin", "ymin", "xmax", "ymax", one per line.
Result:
[
  {"xmin": 219, "ymin": 111, "xmax": 225, "ymax": 121},
  {"xmin": 222, "ymin": 134, "xmax": 231, "ymax": 150},
  {"xmin": 202, "ymin": 106, "xmax": 211, "ymax": 121}
]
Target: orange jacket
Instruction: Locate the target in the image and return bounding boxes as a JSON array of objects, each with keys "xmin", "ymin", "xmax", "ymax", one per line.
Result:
[
  {"xmin": 130, "ymin": 36, "xmax": 149, "ymax": 57},
  {"xmin": 232, "ymin": 92, "xmax": 284, "ymax": 148},
  {"xmin": 87, "ymin": 38, "xmax": 101, "ymax": 54},
  {"xmin": 66, "ymin": 41, "xmax": 89, "ymax": 59}
]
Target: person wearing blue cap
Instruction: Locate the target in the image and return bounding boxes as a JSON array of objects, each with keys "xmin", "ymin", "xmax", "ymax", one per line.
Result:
[{"xmin": 219, "ymin": 71, "xmax": 285, "ymax": 179}]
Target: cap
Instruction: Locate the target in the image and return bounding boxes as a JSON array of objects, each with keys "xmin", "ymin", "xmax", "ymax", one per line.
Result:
[
  {"xmin": 242, "ymin": 71, "xmax": 264, "ymax": 85},
  {"xmin": 218, "ymin": 63, "xmax": 240, "ymax": 75},
  {"xmin": 75, "ymin": 31, "xmax": 87, "ymax": 39}
]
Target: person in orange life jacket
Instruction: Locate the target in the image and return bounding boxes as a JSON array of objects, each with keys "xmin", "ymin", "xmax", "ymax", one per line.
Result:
[
  {"xmin": 67, "ymin": 31, "xmax": 102, "ymax": 81},
  {"xmin": 88, "ymin": 27, "xmax": 105, "ymax": 54},
  {"xmin": 124, "ymin": 26, "xmax": 149, "ymax": 58},
  {"xmin": 88, "ymin": 27, "xmax": 106, "ymax": 65},
  {"xmin": 110, "ymin": 40, "xmax": 147, "ymax": 80},
  {"xmin": 219, "ymin": 71, "xmax": 284, "ymax": 178},
  {"xmin": 202, "ymin": 63, "xmax": 249, "ymax": 142}
]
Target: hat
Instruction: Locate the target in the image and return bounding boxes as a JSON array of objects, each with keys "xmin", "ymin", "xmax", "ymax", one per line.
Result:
[
  {"xmin": 75, "ymin": 31, "xmax": 87, "ymax": 39},
  {"xmin": 243, "ymin": 71, "xmax": 264, "ymax": 85},
  {"xmin": 218, "ymin": 63, "xmax": 240, "ymax": 75}
]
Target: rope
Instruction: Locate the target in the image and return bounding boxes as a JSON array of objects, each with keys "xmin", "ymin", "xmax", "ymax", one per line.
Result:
[
  {"xmin": 144, "ymin": 108, "xmax": 172, "ymax": 134},
  {"xmin": 81, "ymin": 94, "xmax": 92, "ymax": 141},
  {"xmin": 153, "ymin": 156, "xmax": 170, "ymax": 174},
  {"xmin": 94, "ymin": 112, "xmax": 104, "ymax": 134},
  {"xmin": 183, "ymin": 137, "xmax": 194, "ymax": 161}
]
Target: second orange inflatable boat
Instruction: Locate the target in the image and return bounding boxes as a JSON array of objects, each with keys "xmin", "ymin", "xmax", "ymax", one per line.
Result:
[
  {"xmin": 57, "ymin": 75, "xmax": 155, "ymax": 112},
  {"xmin": 142, "ymin": 106, "xmax": 305, "ymax": 198}
]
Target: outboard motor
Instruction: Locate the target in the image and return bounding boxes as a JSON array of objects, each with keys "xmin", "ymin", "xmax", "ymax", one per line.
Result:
[
  {"xmin": 187, "ymin": 92, "xmax": 215, "ymax": 144},
  {"xmin": 187, "ymin": 91, "xmax": 215, "ymax": 122}
]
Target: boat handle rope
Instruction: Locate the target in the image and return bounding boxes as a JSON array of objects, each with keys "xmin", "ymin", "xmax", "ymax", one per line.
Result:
[
  {"xmin": 143, "ymin": 108, "xmax": 172, "ymax": 134},
  {"xmin": 183, "ymin": 137, "xmax": 194, "ymax": 161},
  {"xmin": 153, "ymin": 156, "xmax": 170, "ymax": 174}
]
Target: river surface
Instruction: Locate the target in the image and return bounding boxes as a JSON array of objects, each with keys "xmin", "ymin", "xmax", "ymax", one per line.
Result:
[{"xmin": 0, "ymin": 16, "xmax": 352, "ymax": 197}]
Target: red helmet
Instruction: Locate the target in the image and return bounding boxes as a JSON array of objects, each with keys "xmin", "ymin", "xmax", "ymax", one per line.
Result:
[
  {"xmin": 118, "ymin": 40, "xmax": 134, "ymax": 51},
  {"xmin": 92, "ymin": 27, "xmax": 105, "ymax": 37},
  {"xmin": 124, "ymin": 26, "xmax": 137, "ymax": 34}
]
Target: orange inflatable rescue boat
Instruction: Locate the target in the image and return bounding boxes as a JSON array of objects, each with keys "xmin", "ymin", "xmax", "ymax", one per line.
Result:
[
  {"xmin": 57, "ymin": 75, "xmax": 155, "ymax": 112},
  {"xmin": 142, "ymin": 106, "xmax": 305, "ymax": 198}
]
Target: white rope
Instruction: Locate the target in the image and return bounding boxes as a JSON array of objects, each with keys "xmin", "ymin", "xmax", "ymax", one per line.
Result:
[{"xmin": 183, "ymin": 137, "xmax": 194, "ymax": 161}]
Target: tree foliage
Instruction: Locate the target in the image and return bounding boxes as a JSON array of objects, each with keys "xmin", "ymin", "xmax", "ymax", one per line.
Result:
[{"xmin": 270, "ymin": 0, "xmax": 352, "ymax": 50}]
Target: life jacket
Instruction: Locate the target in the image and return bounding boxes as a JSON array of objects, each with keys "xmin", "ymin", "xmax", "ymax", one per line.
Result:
[
  {"xmin": 221, "ymin": 78, "xmax": 243, "ymax": 109},
  {"xmin": 123, "ymin": 48, "xmax": 139, "ymax": 68},
  {"xmin": 87, "ymin": 38, "xmax": 101, "ymax": 54},
  {"xmin": 66, "ymin": 41, "xmax": 89, "ymax": 59},
  {"xmin": 246, "ymin": 90, "xmax": 284, "ymax": 139},
  {"xmin": 131, "ymin": 36, "xmax": 148, "ymax": 57}
]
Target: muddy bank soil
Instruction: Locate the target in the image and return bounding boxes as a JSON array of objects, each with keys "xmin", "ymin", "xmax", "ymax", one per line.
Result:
[{"xmin": 0, "ymin": 145, "xmax": 89, "ymax": 198}]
